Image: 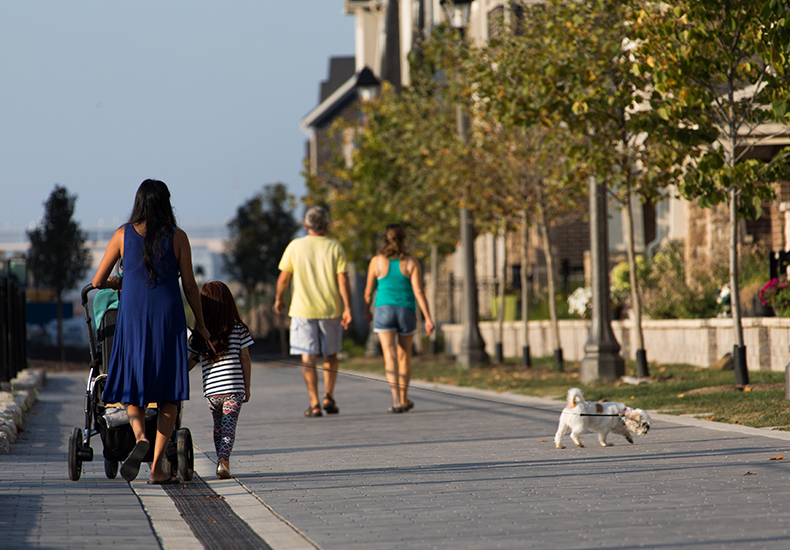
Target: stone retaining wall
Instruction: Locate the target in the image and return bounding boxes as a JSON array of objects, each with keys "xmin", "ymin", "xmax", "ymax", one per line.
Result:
[
  {"xmin": 441, "ymin": 317, "xmax": 790, "ymax": 371},
  {"xmin": 0, "ymin": 369, "xmax": 46, "ymax": 454}
]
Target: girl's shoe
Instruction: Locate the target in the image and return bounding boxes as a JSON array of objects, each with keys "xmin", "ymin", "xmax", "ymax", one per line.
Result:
[{"xmin": 217, "ymin": 459, "xmax": 231, "ymax": 479}]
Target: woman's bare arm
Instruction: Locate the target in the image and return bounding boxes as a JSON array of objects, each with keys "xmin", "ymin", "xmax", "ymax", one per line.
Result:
[
  {"xmin": 174, "ymin": 228, "xmax": 210, "ymax": 341},
  {"xmin": 92, "ymin": 228, "xmax": 124, "ymax": 290},
  {"xmin": 364, "ymin": 256, "xmax": 379, "ymax": 323}
]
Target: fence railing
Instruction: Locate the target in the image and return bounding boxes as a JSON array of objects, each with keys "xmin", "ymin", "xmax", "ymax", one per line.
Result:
[
  {"xmin": 433, "ymin": 273, "xmax": 585, "ymax": 325},
  {"xmin": 0, "ymin": 272, "xmax": 27, "ymax": 383}
]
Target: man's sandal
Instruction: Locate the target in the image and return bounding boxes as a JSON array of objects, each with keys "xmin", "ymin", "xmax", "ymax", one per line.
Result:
[
  {"xmin": 304, "ymin": 404, "xmax": 323, "ymax": 417},
  {"xmin": 322, "ymin": 395, "xmax": 339, "ymax": 415}
]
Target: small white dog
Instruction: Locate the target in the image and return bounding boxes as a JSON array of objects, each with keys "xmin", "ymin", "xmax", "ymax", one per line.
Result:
[{"xmin": 554, "ymin": 388, "xmax": 651, "ymax": 449}]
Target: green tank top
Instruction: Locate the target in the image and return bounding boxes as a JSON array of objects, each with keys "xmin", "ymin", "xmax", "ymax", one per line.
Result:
[{"xmin": 374, "ymin": 258, "xmax": 416, "ymax": 311}]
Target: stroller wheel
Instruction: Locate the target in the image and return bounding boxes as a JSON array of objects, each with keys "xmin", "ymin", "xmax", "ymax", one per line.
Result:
[
  {"xmin": 162, "ymin": 435, "xmax": 180, "ymax": 477},
  {"xmin": 68, "ymin": 428, "xmax": 83, "ymax": 481},
  {"xmin": 176, "ymin": 428, "xmax": 194, "ymax": 482},
  {"xmin": 104, "ymin": 459, "xmax": 119, "ymax": 479}
]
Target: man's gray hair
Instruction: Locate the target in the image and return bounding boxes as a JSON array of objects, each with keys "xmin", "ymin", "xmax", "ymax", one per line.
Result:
[{"xmin": 304, "ymin": 206, "xmax": 329, "ymax": 232}]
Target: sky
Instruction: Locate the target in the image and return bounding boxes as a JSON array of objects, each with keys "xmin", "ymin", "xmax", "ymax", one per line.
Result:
[{"xmin": 0, "ymin": 1, "xmax": 355, "ymax": 234}]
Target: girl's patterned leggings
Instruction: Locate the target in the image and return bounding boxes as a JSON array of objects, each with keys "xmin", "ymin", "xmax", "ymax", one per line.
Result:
[{"xmin": 207, "ymin": 393, "xmax": 243, "ymax": 463}]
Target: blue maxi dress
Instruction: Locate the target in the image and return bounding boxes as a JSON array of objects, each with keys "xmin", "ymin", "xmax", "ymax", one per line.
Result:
[{"xmin": 102, "ymin": 225, "xmax": 190, "ymax": 406}]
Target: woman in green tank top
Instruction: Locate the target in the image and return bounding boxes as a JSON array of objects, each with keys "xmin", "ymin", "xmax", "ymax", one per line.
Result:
[{"xmin": 364, "ymin": 224, "xmax": 435, "ymax": 413}]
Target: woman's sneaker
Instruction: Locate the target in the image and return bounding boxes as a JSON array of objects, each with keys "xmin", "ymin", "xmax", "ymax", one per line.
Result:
[{"xmin": 217, "ymin": 459, "xmax": 231, "ymax": 479}]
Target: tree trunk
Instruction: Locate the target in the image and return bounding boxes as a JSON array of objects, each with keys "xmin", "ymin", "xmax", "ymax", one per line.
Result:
[
  {"xmin": 414, "ymin": 275, "xmax": 424, "ymax": 354},
  {"xmin": 496, "ymin": 224, "xmax": 507, "ymax": 362},
  {"xmin": 730, "ymin": 187, "xmax": 748, "ymax": 384},
  {"xmin": 539, "ymin": 205, "xmax": 562, "ymax": 369},
  {"xmin": 56, "ymin": 294, "xmax": 64, "ymax": 363},
  {"xmin": 521, "ymin": 208, "xmax": 531, "ymax": 367},
  {"xmin": 623, "ymin": 187, "xmax": 647, "ymax": 374},
  {"xmin": 729, "ymin": 188, "xmax": 744, "ymax": 348},
  {"xmin": 430, "ymin": 245, "xmax": 438, "ymax": 354}
]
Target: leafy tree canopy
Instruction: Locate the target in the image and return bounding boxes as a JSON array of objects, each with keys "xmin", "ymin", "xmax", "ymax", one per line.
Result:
[
  {"xmin": 307, "ymin": 59, "xmax": 464, "ymax": 263},
  {"xmin": 224, "ymin": 183, "xmax": 299, "ymax": 297},
  {"xmin": 26, "ymin": 184, "xmax": 91, "ymax": 298},
  {"xmin": 634, "ymin": 0, "xmax": 790, "ymax": 217}
]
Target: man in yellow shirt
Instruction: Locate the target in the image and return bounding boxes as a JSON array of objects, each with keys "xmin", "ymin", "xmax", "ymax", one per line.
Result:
[{"xmin": 275, "ymin": 206, "xmax": 352, "ymax": 417}]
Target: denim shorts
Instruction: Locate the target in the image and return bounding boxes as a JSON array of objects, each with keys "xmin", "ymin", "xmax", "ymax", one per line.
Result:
[{"xmin": 373, "ymin": 305, "xmax": 417, "ymax": 336}]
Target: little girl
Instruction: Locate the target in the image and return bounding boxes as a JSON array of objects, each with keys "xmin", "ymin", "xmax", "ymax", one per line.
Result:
[{"xmin": 189, "ymin": 281, "xmax": 253, "ymax": 479}]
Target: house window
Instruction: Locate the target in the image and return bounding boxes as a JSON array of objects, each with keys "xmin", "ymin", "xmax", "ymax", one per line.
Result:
[{"xmin": 342, "ymin": 127, "xmax": 356, "ymax": 168}]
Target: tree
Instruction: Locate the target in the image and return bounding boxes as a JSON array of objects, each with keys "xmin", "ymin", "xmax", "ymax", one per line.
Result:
[
  {"xmin": 521, "ymin": 0, "xmax": 676, "ymax": 377},
  {"xmin": 26, "ymin": 184, "xmax": 92, "ymax": 361},
  {"xmin": 309, "ymin": 76, "xmax": 462, "ymax": 265},
  {"xmin": 634, "ymin": 0, "xmax": 790, "ymax": 381},
  {"xmin": 466, "ymin": 6, "xmax": 590, "ymax": 369},
  {"xmin": 224, "ymin": 183, "xmax": 299, "ymax": 301},
  {"xmin": 307, "ymin": 63, "xmax": 466, "ymax": 354}
]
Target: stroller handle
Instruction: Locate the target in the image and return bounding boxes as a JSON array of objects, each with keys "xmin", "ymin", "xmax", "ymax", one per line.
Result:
[
  {"xmin": 81, "ymin": 284, "xmax": 100, "ymax": 366},
  {"xmin": 81, "ymin": 283, "xmax": 96, "ymax": 307}
]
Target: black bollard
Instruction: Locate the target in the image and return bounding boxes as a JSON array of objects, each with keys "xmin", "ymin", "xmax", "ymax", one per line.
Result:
[
  {"xmin": 786, "ymin": 361, "xmax": 790, "ymax": 401},
  {"xmin": 733, "ymin": 345, "xmax": 749, "ymax": 386},
  {"xmin": 635, "ymin": 348, "xmax": 649, "ymax": 378},
  {"xmin": 554, "ymin": 348, "xmax": 563, "ymax": 371}
]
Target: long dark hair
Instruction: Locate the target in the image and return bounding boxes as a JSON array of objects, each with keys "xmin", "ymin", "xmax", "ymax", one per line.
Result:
[
  {"xmin": 128, "ymin": 179, "xmax": 177, "ymax": 282},
  {"xmin": 200, "ymin": 281, "xmax": 248, "ymax": 358},
  {"xmin": 378, "ymin": 223, "xmax": 408, "ymax": 260}
]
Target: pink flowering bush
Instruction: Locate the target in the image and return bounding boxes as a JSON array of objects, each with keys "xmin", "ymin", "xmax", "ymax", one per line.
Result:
[{"xmin": 760, "ymin": 277, "xmax": 790, "ymax": 317}]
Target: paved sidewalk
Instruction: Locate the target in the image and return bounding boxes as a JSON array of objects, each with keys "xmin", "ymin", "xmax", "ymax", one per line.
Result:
[
  {"xmin": 0, "ymin": 372, "xmax": 161, "ymax": 549},
  {"xmin": 3, "ymin": 363, "xmax": 790, "ymax": 549},
  {"xmin": 186, "ymin": 364, "xmax": 790, "ymax": 550}
]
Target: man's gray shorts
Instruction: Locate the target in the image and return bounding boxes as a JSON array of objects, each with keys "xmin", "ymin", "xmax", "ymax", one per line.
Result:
[{"xmin": 290, "ymin": 317, "xmax": 343, "ymax": 356}]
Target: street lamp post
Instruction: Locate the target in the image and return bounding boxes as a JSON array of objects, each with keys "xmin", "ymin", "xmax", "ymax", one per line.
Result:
[
  {"xmin": 442, "ymin": 0, "xmax": 488, "ymax": 368},
  {"xmin": 355, "ymin": 67, "xmax": 380, "ymax": 102},
  {"xmin": 580, "ymin": 177, "xmax": 624, "ymax": 382},
  {"xmin": 354, "ymin": 67, "xmax": 385, "ymax": 358}
]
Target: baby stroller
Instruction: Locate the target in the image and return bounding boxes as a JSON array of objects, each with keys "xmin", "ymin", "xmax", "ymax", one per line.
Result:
[{"xmin": 67, "ymin": 283, "xmax": 194, "ymax": 482}]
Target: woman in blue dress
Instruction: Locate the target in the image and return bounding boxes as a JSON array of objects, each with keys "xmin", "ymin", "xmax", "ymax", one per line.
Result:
[{"xmin": 92, "ymin": 179, "xmax": 210, "ymax": 483}]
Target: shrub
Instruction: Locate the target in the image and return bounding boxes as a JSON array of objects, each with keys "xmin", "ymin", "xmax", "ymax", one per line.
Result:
[
  {"xmin": 640, "ymin": 240, "xmax": 721, "ymax": 319},
  {"xmin": 636, "ymin": 239, "xmax": 770, "ymax": 320},
  {"xmin": 760, "ymin": 277, "xmax": 790, "ymax": 317}
]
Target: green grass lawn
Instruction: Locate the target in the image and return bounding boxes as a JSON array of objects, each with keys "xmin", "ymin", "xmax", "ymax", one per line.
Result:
[{"xmin": 341, "ymin": 354, "xmax": 790, "ymax": 429}]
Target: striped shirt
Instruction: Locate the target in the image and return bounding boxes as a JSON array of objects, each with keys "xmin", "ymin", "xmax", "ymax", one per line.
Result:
[{"xmin": 194, "ymin": 323, "xmax": 254, "ymax": 397}]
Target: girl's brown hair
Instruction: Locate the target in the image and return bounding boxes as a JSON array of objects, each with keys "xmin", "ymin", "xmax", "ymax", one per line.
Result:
[
  {"xmin": 199, "ymin": 281, "xmax": 248, "ymax": 358},
  {"xmin": 378, "ymin": 223, "xmax": 408, "ymax": 260}
]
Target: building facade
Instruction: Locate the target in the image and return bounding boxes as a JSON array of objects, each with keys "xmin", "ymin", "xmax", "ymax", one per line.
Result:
[{"xmin": 305, "ymin": 1, "xmax": 789, "ymax": 329}]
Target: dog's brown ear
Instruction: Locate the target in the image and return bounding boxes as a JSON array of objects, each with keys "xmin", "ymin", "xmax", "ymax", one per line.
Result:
[{"xmin": 595, "ymin": 403, "xmax": 603, "ymax": 413}]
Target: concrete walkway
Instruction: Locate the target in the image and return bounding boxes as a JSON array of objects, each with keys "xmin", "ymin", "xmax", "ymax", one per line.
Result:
[{"xmin": 2, "ymin": 362, "xmax": 790, "ymax": 549}]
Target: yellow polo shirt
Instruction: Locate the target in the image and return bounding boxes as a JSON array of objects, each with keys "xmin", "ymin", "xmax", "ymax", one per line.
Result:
[{"xmin": 278, "ymin": 235, "xmax": 347, "ymax": 319}]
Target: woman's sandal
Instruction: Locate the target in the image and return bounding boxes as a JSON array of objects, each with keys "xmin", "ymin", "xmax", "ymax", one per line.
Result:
[
  {"xmin": 147, "ymin": 475, "xmax": 180, "ymax": 485},
  {"xmin": 304, "ymin": 404, "xmax": 323, "ymax": 417},
  {"xmin": 388, "ymin": 406, "xmax": 404, "ymax": 414},
  {"xmin": 322, "ymin": 395, "xmax": 339, "ymax": 415},
  {"xmin": 120, "ymin": 439, "xmax": 150, "ymax": 482},
  {"xmin": 403, "ymin": 400, "xmax": 415, "ymax": 412}
]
